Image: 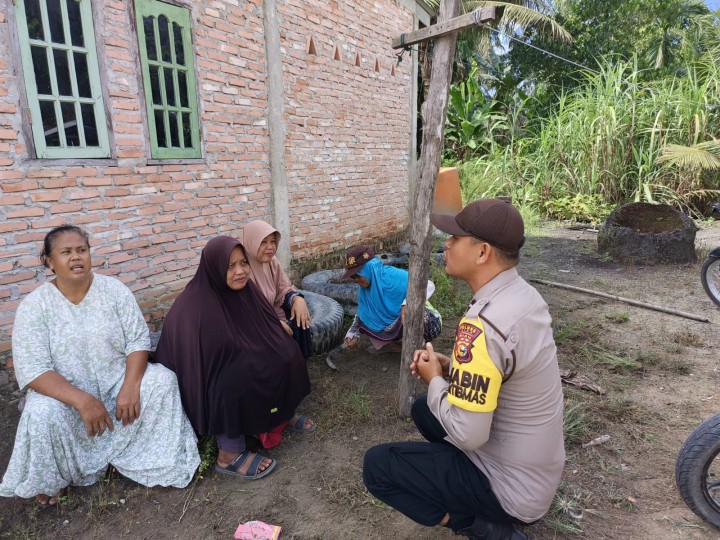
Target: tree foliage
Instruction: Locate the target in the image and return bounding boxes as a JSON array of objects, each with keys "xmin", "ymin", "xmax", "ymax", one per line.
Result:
[{"xmin": 508, "ymin": 0, "xmax": 710, "ymax": 100}]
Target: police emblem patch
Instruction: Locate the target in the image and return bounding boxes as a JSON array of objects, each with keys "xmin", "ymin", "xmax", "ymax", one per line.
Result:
[{"xmin": 454, "ymin": 322, "xmax": 482, "ymax": 363}]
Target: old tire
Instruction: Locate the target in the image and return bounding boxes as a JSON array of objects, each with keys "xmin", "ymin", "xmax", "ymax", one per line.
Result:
[
  {"xmin": 701, "ymin": 258, "xmax": 720, "ymax": 308},
  {"xmin": 301, "ymin": 269, "xmax": 359, "ymax": 305},
  {"xmin": 302, "ymin": 289, "xmax": 344, "ymax": 355},
  {"xmin": 148, "ymin": 290, "xmax": 343, "ymax": 357},
  {"xmin": 597, "ymin": 202, "xmax": 697, "ymax": 264},
  {"xmin": 676, "ymin": 413, "xmax": 720, "ymax": 528}
]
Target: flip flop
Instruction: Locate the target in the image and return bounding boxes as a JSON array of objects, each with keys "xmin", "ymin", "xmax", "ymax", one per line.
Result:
[
  {"xmin": 288, "ymin": 414, "xmax": 317, "ymax": 434},
  {"xmin": 214, "ymin": 450, "xmax": 276, "ymax": 480}
]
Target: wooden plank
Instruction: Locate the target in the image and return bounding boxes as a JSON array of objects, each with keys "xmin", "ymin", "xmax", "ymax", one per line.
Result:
[
  {"xmin": 391, "ymin": 6, "xmax": 495, "ymax": 49},
  {"xmin": 398, "ymin": 0, "xmax": 461, "ymax": 417}
]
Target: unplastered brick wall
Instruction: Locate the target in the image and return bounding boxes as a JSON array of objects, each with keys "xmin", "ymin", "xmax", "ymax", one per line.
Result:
[
  {"xmin": 0, "ymin": 0, "xmax": 272, "ymax": 356},
  {"xmin": 278, "ymin": 0, "xmax": 413, "ymax": 254},
  {"xmin": 0, "ymin": 0, "xmax": 417, "ymax": 357}
]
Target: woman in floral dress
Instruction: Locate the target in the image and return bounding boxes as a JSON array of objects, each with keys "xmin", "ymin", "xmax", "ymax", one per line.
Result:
[{"xmin": 0, "ymin": 225, "xmax": 199, "ymax": 504}]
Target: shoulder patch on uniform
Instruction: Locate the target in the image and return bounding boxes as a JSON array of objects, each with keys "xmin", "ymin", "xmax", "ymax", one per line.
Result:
[{"xmin": 448, "ymin": 317, "xmax": 502, "ymax": 412}]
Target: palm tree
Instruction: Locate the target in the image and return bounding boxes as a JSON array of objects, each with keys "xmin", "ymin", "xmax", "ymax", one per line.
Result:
[
  {"xmin": 423, "ymin": 0, "xmax": 572, "ymax": 80},
  {"xmin": 644, "ymin": 0, "xmax": 709, "ymax": 69}
]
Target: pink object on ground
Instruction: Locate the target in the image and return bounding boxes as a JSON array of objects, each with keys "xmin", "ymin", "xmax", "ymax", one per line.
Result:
[{"xmin": 234, "ymin": 520, "xmax": 281, "ymax": 540}]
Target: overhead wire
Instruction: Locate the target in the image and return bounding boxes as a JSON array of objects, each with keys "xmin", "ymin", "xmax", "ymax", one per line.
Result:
[{"xmin": 477, "ymin": 22, "xmax": 718, "ymax": 109}]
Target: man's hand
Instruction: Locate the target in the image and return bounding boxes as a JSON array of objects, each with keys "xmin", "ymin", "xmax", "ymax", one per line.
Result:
[
  {"xmin": 344, "ymin": 336, "xmax": 360, "ymax": 348},
  {"xmin": 410, "ymin": 342, "xmax": 443, "ymax": 384},
  {"xmin": 290, "ymin": 296, "xmax": 312, "ymax": 329},
  {"xmin": 280, "ymin": 320, "xmax": 294, "ymax": 336},
  {"xmin": 116, "ymin": 382, "xmax": 141, "ymax": 427},
  {"xmin": 77, "ymin": 393, "xmax": 114, "ymax": 437}
]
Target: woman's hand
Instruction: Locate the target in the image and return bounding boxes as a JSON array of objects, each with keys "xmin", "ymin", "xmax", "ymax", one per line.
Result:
[
  {"xmin": 344, "ymin": 336, "xmax": 360, "ymax": 348},
  {"xmin": 27, "ymin": 371, "xmax": 114, "ymax": 438},
  {"xmin": 290, "ymin": 296, "xmax": 311, "ymax": 329},
  {"xmin": 281, "ymin": 320, "xmax": 294, "ymax": 336},
  {"xmin": 116, "ymin": 351, "xmax": 147, "ymax": 427},
  {"xmin": 116, "ymin": 382, "xmax": 141, "ymax": 427},
  {"xmin": 77, "ymin": 393, "xmax": 115, "ymax": 437}
]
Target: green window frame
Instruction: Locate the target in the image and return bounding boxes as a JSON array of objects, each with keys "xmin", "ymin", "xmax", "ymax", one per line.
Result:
[
  {"xmin": 135, "ymin": 0, "xmax": 201, "ymax": 159},
  {"xmin": 14, "ymin": 0, "xmax": 111, "ymax": 159}
]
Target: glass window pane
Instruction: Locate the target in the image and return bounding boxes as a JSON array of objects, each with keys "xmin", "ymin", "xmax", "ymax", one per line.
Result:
[
  {"xmin": 60, "ymin": 101, "xmax": 79, "ymax": 146},
  {"xmin": 182, "ymin": 112, "xmax": 191, "ymax": 148},
  {"xmin": 158, "ymin": 16, "xmax": 171, "ymax": 63},
  {"xmin": 173, "ymin": 23, "xmax": 185, "ymax": 65},
  {"xmin": 53, "ymin": 49, "xmax": 72, "ymax": 96},
  {"xmin": 80, "ymin": 103, "xmax": 98, "ymax": 146},
  {"xmin": 154, "ymin": 109, "xmax": 167, "ymax": 147},
  {"xmin": 39, "ymin": 100, "xmax": 60, "ymax": 146},
  {"xmin": 143, "ymin": 17, "xmax": 157, "ymax": 62},
  {"xmin": 149, "ymin": 65, "xmax": 162, "ymax": 105},
  {"xmin": 46, "ymin": 0, "xmax": 65, "ymax": 44},
  {"xmin": 74, "ymin": 52, "xmax": 91, "ymax": 98},
  {"xmin": 25, "ymin": 0, "xmax": 45, "ymax": 40},
  {"xmin": 31, "ymin": 45, "xmax": 52, "ymax": 94},
  {"xmin": 168, "ymin": 111, "xmax": 179, "ymax": 147},
  {"xmin": 164, "ymin": 68, "xmax": 176, "ymax": 107},
  {"xmin": 66, "ymin": 0, "xmax": 84, "ymax": 47},
  {"xmin": 178, "ymin": 71, "xmax": 188, "ymax": 108}
]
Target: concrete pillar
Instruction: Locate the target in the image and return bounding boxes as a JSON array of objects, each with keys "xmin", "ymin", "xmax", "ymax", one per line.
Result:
[{"xmin": 262, "ymin": 0, "xmax": 290, "ymax": 268}]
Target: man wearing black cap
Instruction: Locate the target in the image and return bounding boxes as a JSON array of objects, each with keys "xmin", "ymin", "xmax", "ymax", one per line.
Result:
[{"xmin": 363, "ymin": 199, "xmax": 564, "ymax": 540}]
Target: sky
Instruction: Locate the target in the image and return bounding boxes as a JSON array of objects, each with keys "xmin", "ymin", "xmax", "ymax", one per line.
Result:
[{"xmin": 708, "ymin": 0, "xmax": 720, "ymax": 11}]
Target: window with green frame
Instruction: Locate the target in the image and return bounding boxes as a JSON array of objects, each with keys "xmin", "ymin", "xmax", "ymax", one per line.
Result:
[
  {"xmin": 14, "ymin": 0, "xmax": 110, "ymax": 159},
  {"xmin": 135, "ymin": 0, "xmax": 201, "ymax": 159}
]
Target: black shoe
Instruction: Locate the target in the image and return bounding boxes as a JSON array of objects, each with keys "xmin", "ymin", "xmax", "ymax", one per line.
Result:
[{"xmin": 456, "ymin": 519, "xmax": 531, "ymax": 540}]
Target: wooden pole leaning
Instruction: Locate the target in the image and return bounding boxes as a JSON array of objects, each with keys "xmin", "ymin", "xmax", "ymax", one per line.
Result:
[{"xmin": 397, "ymin": 0, "xmax": 462, "ymax": 418}]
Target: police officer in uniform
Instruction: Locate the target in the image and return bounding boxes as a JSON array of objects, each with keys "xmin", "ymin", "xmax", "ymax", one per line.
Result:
[{"xmin": 363, "ymin": 199, "xmax": 565, "ymax": 540}]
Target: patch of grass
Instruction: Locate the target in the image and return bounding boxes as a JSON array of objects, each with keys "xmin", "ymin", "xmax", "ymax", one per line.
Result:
[
  {"xmin": 543, "ymin": 483, "xmax": 585, "ymax": 534},
  {"xmin": 659, "ymin": 358, "xmax": 693, "ymax": 375},
  {"xmin": 313, "ymin": 383, "xmax": 374, "ymax": 428},
  {"xmin": 671, "ymin": 331, "xmax": 704, "ymax": 347},
  {"xmin": 604, "ymin": 311, "xmax": 629, "ymax": 323},
  {"xmin": 589, "ymin": 396, "xmax": 651, "ymax": 428},
  {"xmin": 552, "ymin": 318, "xmax": 591, "ymax": 344},
  {"xmin": 633, "ymin": 349, "xmax": 663, "ymax": 366},
  {"xmin": 347, "ymin": 385, "xmax": 373, "ymax": 420},
  {"xmin": 575, "ymin": 343, "xmax": 641, "ymax": 373},
  {"xmin": 602, "ymin": 486, "xmax": 636, "ymax": 510},
  {"xmin": 321, "ymin": 471, "xmax": 379, "ymax": 509},
  {"xmin": 634, "ymin": 349, "xmax": 692, "ymax": 375},
  {"xmin": 563, "ymin": 402, "xmax": 592, "ymax": 446}
]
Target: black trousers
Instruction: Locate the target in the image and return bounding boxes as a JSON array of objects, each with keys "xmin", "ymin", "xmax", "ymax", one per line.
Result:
[{"xmin": 363, "ymin": 396, "xmax": 523, "ymax": 533}]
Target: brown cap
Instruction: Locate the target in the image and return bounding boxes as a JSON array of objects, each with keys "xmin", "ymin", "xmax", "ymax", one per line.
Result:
[
  {"xmin": 341, "ymin": 245, "xmax": 375, "ymax": 279},
  {"xmin": 430, "ymin": 198, "xmax": 525, "ymax": 252}
]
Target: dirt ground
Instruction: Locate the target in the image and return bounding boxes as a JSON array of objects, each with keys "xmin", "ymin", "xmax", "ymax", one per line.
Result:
[{"xmin": 2, "ymin": 220, "xmax": 720, "ymax": 539}]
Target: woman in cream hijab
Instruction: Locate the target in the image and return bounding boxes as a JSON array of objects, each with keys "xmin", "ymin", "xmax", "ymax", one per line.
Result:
[{"xmin": 243, "ymin": 220, "xmax": 314, "ymax": 358}]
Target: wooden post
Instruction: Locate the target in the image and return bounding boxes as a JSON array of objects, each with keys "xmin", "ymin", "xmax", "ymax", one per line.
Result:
[{"xmin": 398, "ymin": 0, "xmax": 462, "ymax": 417}]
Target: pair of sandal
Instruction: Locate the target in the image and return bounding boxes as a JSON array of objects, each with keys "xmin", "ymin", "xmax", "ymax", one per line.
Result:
[{"xmin": 214, "ymin": 414, "xmax": 316, "ymax": 480}]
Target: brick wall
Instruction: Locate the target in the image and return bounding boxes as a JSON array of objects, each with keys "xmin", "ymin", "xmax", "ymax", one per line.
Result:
[
  {"xmin": 0, "ymin": 0, "xmax": 417, "ymax": 357},
  {"xmin": 278, "ymin": 0, "xmax": 413, "ymax": 253}
]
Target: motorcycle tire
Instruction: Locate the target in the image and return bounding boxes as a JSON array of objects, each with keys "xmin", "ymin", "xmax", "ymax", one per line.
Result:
[
  {"xmin": 701, "ymin": 257, "xmax": 720, "ymax": 307},
  {"xmin": 675, "ymin": 413, "xmax": 720, "ymax": 528}
]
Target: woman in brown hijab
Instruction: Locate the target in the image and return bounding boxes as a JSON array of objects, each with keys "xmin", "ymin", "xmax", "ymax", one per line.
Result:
[
  {"xmin": 243, "ymin": 220, "xmax": 314, "ymax": 358},
  {"xmin": 154, "ymin": 236, "xmax": 314, "ymax": 480}
]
